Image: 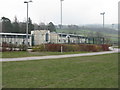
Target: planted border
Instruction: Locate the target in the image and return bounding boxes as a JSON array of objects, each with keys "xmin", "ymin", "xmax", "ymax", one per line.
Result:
[{"xmin": 32, "ymin": 44, "xmax": 110, "ymax": 52}]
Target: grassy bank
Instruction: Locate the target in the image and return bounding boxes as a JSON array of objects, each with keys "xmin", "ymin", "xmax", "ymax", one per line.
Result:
[{"xmin": 2, "ymin": 53, "xmax": 118, "ymax": 88}]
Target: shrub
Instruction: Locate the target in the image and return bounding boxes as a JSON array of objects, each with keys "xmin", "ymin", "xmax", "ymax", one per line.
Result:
[
  {"xmin": 95, "ymin": 45, "xmax": 103, "ymax": 52},
  {"xmin": 79, "ymin": 44, "xmax": 87, "ymax": 51},
  {"xmin": 2, "ymin": 42, "xmax": 9, "ymax": 47},
  {"xmin": 18, "ymin": 45, "xmax": 27, "ymax": 51},
  {"xmin": 78, "ymin": 44, "xmax": 103, "ymax": 52},
  {"xmin": 45, "ymin": 44, "xmax": 61, "ymax": 52},
  {"xmin": 1, "ymin": 43, "xmax": 16, "ymax": 52},
  {"xmin": 32, "ymin": 44, "xmax": 46, "ymax": 52},
  {"xmin": 63, "ymin": 44, "xmax": 80, "ymax": 52},
  {"xmin": 32, "ymin": 44, "xmax": 110, "ymax": 52},
  {"xmin": 101, "ymin": 44, "xmax": 110, "ymax": 51},
  {"xmin": 1, "ymin": 42, "xmax": 9, "ymax": 52},
  {"xmin": 8, "ymin": 44, "xmax": 14, "ymax": 51}
]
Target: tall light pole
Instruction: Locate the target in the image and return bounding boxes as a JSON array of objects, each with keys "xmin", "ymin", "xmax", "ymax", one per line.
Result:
[
  {"xmin": 60, "ymin": 0, "xmax": 64, "ymax": 29},
  {"xmin": 24, "ymin": 0, "xmax": 32, "ymax": 48},
  {"xmin": 60, "ymin": 0, "xmax": 64, "ymax": 53},
  {"xmin": 100, "ymin": 12, "xmax": 105, "ymax": 28}
]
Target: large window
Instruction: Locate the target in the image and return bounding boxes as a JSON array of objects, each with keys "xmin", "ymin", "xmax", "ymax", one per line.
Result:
[{"xmin": 45, "ymin": 33, "xmax": 49, "ymax": 42}]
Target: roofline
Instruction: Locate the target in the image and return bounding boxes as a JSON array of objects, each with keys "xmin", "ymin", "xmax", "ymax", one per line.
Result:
[
  {"xmin": 31, "ymin": 30, "xmax": 50, "ymax": 31},
  {"xmin": 58, "ymin": 33, "xmax": 84, "ymax": 37},
  {"xmin": 0, "ymin": 33, "xmax": 31, "ymax": 36}
]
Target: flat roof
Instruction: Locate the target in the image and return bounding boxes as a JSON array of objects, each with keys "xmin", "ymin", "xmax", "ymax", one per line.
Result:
[
  {"xmin": 0, "ymin": 33, "xmax": 31, "ymax": 36},
  {"xmin": 58, "ymin": 33, "xmax": 84, "ymax": 37}
]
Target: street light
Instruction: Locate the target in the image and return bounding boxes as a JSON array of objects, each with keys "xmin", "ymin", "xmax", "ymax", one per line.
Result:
[
  {"xmin": 60, "ymin": 0, "xmax": 64, "ymax": 29},
  {"xmin": 100, "ymin": 12, "xmax": 105, "ymax": 28},
  {"xmin": 24, "ymin": 0, "xmax": 32, "ymax": 48},
  {"xmin": 60, "ymin": 0, "xmax": 64, "ymax": 53}
]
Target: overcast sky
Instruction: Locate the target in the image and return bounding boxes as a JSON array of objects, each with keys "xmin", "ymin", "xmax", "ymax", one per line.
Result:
[{"xmin": 0, "ymin": 0, "xmax": 119, "ymax": 25}]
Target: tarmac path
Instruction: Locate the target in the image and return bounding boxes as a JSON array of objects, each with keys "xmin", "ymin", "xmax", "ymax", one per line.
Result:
[{"xmin": 1, "ymin": 48, "xmax": 119, "ymax": 62}]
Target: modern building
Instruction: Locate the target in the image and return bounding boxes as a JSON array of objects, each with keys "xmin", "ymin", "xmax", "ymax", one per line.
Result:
[
  {"xmin": 31, "ymin": 30, "xmax": 88, "ymax": 45},
  {"xmin": 0, "ymin": 33, "xmax": 32, "ymax": 46},
  {"xmin": 31, "ymin": 30, "xmax": 104, "ymax": 45},
  {"xmin": 31, "ymin": 30, "xmax": 50, "ymax": 45},
  {"xmin": 0, "ymin": 30, "xmax": 105, "ymax": 46}
]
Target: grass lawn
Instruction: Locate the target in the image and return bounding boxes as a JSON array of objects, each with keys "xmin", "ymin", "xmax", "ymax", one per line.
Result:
[
  {"xmin": 2, "ymin": 51, "xmax": 89, "ymax": 58},
  {"xmin": 2, "ymin": 53, "xmax": 118, "ymax": 88}
]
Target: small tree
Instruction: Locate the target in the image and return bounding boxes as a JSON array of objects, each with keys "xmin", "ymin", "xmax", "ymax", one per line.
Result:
[
  {"xmin": 39, "ymin": 22, "xmax": 47, "ymax": 30},
  {"xmin": 47, "ymin": 22, "xmax": 56, "ymax": 32},
  {"xmin": 28, "ymin": 17, "xmax": 34, "ymax": 33},
  {"xmin": 12, "ymin": 16, "xmax": 20, "ymax": 33},
  {"xmin": 1, "ymin": 17, "xmax": 13, "ymax": 33}
]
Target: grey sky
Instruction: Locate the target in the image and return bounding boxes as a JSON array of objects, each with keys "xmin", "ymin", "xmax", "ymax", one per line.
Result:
[{"xmin": 0, "ymin": 0, "xmax": 119, "ymax": 25}]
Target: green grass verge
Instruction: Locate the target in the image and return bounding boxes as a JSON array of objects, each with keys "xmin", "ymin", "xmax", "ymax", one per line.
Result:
[
  {"xmin": 2, "ymin": 51, "xmax": 89, "ymax": 58},
  {"xmin": 2, "ymin": 53, "xmax": 118, "ymax": 88}
]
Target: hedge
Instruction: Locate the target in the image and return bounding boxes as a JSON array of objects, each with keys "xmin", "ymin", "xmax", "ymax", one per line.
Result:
[
  {"xmin": 1, "ymin": 42, "xmax": 27, "ymax": 52},
  {"xmin": 32, "ymin": 44, "xmax": 110, "ymax": 52}
]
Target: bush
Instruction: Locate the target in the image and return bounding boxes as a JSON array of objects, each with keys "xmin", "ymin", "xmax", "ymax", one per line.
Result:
[
  {"xmin": 2, "ymin": 42, "xmax": 9, "ymax": 47},
  {"xmin": 1, "ymin": 43, "xmax": 18, "ymax": 52},
  {"xmin": 45, "ymin": 44, "xmax": 61, "ymax": 52},
  {"xmin": 32, "ymin": 44, "xmax": 46, "ymax": 52},
  {"xmin": 101, "ymin": 44, "xmax": 110, "ymax": 51},
  {"xmin": 32, "ymin": 44, "xmax": 110, "ymax": 52},
  {"xmin": 78, "ymin": 44, "xmax": 87, "ymax": 51},
  {"xmin": 63, "ymin": 44, "xmax": 80, "ymax": 52},
  {"xmin": 8, "ymin": 44, "xmax": 14, "ymax": 51},
  {"xmin": 18, "ymin": 45, "xmax": 27, "ymax": 51},
  {"xmin": 85, "ymin": 44, "xmax": 102, "ymax": 52},
  {"xmin": 79, "ymin": 44, "xmax": 104, "ymax": 52}
]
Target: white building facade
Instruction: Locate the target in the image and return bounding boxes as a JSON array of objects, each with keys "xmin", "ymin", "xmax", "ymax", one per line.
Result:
[
  {"xmin": 31, "ymin": 30, "xmax": 93, "ymax": 45},
  {"xmin": 0, "ymin": 33, "xmax": 32, "ymax": 46},
  {"xmin": 0, "ymin": 30, "xmax": 105, "ymax": 46}
]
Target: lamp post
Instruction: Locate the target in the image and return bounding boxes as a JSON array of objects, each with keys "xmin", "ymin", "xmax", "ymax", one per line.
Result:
[
  {"xmin": 60, "ymin": 0, "xmax": 64, "ymax": 29},
  {"xmin": 24, "ymin": 0, "xmax": 32, "ymax": 48},
  {"xmin": 60, "ymin": 0, "xmax": 64, "ymax": 53},
  {"xmin": 100, "ymin": 12, "xmax": 105, "ymax": 28}
]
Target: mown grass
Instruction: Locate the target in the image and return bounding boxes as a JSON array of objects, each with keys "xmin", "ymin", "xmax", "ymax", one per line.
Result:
[
  {"xmin": 2, "ymin": 51, "xmax": 89, "ymax": 58},
  {"xmin": 2, "ymin": 53, "xmax": 118, "ymax": 88}
]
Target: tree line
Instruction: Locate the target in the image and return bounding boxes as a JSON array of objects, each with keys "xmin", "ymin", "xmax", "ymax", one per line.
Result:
[
  {"xmin": 1, "ymin": 16, "xmax": 117, "ymax": 35},
  {"xmin": 1, "ymin": 16, "xmax": 56, "ymax": 34}
]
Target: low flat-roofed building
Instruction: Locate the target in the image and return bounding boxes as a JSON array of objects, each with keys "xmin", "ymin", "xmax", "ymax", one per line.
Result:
[
  {"xmin": 31, "ymin": 30, "xmax": 88, "ymax": 45},
  {"xmin": 0, "ymin": 30, "xmax": 105, "ymax": 47},
  {"xmin": 57, "ymin": 33, "xmax": 87, "ymax": 44},
  {"xmin": 0, "ymin": 33, "xmax": 32, "ymax": 46},
  {"xmin": 31, "ymin": 30, "xmax": 104, "ymax": 45}
]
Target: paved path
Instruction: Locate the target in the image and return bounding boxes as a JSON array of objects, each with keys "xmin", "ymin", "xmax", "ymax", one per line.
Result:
[{"xmin": 1, "ymin": 48, "xmax": 119, "ymax": 62}]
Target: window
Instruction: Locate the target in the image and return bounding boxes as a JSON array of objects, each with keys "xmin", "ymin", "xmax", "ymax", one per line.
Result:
[
  {"xmin": 28, "ymin": 42, "xmax": 30, "ymax": 46},
  {"xmin": 45, "ymin": 33, "xmax": 49, "ymax": 42}
]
